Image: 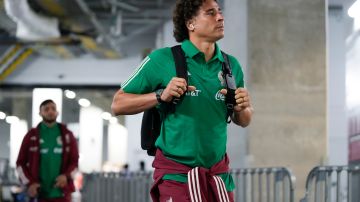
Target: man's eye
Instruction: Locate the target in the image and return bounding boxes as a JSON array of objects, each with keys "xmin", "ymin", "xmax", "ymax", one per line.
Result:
[{"xmin": 206, "ymin": 10, "xmax": 216, "ymax": 16}]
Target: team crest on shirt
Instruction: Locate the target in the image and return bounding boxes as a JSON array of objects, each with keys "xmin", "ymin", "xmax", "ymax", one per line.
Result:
[
  {"xmin": 218, "ymin": 71, "xmax": 225, "ymax": 86},
  {"xmin": 57, "ymin": 136, "xmax": 63, "ymax": 145}
]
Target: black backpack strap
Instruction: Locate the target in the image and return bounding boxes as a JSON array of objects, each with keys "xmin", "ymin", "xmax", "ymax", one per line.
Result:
[
  {"xmin": 171, "ymin": 45, "xmax": 188, "ymax": 105},
  {"xmin": 221, "ymin": 51, "xmax": 237, "ymax": 123}
]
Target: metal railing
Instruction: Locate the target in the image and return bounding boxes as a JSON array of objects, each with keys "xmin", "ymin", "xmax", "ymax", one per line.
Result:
[
  {"xmin": 82, "ymin": 167, "xmax": 296, "ymax": 202},
  {"xmin": 300, "ymin": 165, "xmax": 360, "ymax": 202},
  {"xmin": 232, "ymin": 167, "xmax": 296, "ymax": 202},
  {"xmin": 82, "ymin": 172, "xmax": 153, "ymax": 202}
]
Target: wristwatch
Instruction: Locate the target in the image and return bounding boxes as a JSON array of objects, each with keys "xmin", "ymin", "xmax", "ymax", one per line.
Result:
[{"xmin": 155, "ymin": 89, "xmax": 165, "ymax": 104}]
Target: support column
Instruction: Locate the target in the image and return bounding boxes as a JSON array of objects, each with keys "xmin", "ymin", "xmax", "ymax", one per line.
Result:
[{"xmin": 248, "ymin": 0, "xmax": 327, "ymax": 200}]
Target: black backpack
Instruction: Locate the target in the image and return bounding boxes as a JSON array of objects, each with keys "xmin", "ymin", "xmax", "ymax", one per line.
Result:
[{"xmin": 141, "ymin": 45, "xmax": 237, "ymax": 156}]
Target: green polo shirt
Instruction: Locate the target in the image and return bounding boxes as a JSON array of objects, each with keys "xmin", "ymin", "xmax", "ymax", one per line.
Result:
[
  {"xmin": 39, "ymin": 123, "xmax": 63, "ymax": 198},
  {"xmin": 122, "ymin": 40, "xmax": 244, "ymax": 190}
]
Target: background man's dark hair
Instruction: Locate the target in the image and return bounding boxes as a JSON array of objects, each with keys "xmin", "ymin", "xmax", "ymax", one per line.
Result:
[
  {"xmin": 39, "ymin": 99, "xmax": 55, "ymax": 110},
  {"xmin": 173, "ymin": 0, "xmax": 211, "ymax": 42}
]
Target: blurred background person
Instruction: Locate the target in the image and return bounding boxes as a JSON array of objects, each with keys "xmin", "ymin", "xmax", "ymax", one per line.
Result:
[{"xmin": 16, "ymin": 99, "xmax": 79, "ymax": 202}]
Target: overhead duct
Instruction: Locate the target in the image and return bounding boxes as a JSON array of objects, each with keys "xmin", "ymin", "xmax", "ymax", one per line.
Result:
[{"xmin": 4, "ymin": 0, "xmax": 60, "ymax": 41}]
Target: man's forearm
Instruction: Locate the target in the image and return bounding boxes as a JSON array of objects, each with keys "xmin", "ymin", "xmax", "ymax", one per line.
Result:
[
  {"xmin": 111, "ymin": 89, "xmax": 158, "ymax": 115},
  {"xmin": 232, "ymin": 107, "xmax": 253, "ymax": 127}
]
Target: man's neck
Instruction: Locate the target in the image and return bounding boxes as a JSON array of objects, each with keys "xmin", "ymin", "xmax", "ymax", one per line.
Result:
[
  {"xmin": 42, "ymin": 121, "xmax": 56, "ymax": 127},
  {"xmin": 189, "ymin": 37, "xmax": 215, "ymax": 62}
]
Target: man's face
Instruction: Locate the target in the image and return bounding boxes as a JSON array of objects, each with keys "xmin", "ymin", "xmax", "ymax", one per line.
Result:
[
  {"xmin": 39, "ymin": 102, "xmax": 58, "ymax": 123},
  {"xmin": 190, "ymin": 0, "xmax": 224, "ymax": 42}
]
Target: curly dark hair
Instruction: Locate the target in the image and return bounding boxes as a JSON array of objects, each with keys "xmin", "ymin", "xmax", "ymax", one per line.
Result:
[{"xmin": 173, "ymin": 0, "xmax": 216, "ymax": 42}]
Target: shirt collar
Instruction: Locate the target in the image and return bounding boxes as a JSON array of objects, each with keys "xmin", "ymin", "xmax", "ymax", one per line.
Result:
[{"xmin": 181, "ymin": 39, "xmax": 224, "ymax": 62}]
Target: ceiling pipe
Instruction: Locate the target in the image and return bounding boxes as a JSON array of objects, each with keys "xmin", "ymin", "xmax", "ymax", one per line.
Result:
[
  {"xmin": 108, "ymin": 0, "xmax": 140, "ymax": 12},
  {"xmin": 74, "ymin": 0, "xmax": 120, "ymax": 52},
  {"xmin": 4, "ymin": 0, "xmax": 60, "ymax": 41}
]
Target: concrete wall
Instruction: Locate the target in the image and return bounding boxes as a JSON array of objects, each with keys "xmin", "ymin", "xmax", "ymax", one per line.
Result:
[{"xmin": 247, "ymin": 0, "xmax": 327, "ymax": 199}]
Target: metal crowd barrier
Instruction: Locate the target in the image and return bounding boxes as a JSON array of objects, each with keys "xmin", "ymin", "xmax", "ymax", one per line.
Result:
[
  {"xmin": 231, "ymin": 167, "xmax": 296, "ymax": 202},
  {"xmin": 82, "ymin": 171, "xmax": 153, "ymax": 202},
  {"xmin": 300, "ymin": 165, "xmax": 360, "ymax": 202},
  {"xmin": 82, "ymin": 167, "xmax": 296, "ymax": 202}
]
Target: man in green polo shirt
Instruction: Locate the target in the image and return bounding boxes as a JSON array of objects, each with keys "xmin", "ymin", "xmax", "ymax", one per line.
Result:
[{"xmin": 111, "ymin": 0, "xmax": 253, "ymax": 201}]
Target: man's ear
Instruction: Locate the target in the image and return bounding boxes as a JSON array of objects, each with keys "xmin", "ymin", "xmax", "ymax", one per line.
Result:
[{"xmin": 186, "ymin": 20, "xmax": 195, "ymax": 31}]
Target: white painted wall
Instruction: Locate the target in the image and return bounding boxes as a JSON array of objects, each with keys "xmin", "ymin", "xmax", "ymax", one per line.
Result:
[
  {"xmin": 327, "ymin": 8, "xmax": 348, "ymax": 165},
  {"xmin": 107, "ymin": 123, "xmax": 128, "ymax": 169},
  {"xmin": 124, "ymin": 113, "xmax": 154, "ymax": 172},
  {"xmin": 79, "ymin": 106, "xmax": 104, "ymax": 173},
  {"xmin": 9, "ymin": 120, "xmax": 27, "ymax": 167},
  {"xmin": 221, "ymin": 0, "xmax": 249, "ymax": 169}
]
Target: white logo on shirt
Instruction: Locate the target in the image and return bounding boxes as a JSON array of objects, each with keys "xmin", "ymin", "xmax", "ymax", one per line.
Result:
[
  {"xmin": 57, "ymin": 136, "xmax": 63, "ymax": 145},
  {"xmin": 218, "ymin": 71, "xmax": 225, "ymax": 86},
  {"xmin": 186, "ymin": 90, "xmax": 201, "ymax": 97},
  {"xmin": 54, "ymin": 148, "xmax": 63, "ymax": 154},
  {"xmin": 40, "ymin": 148, "xmax": 48, "ymax": 154},
  {"xmin": 215, "ymin": 90, "xmax": 225, "ymax": 101}
]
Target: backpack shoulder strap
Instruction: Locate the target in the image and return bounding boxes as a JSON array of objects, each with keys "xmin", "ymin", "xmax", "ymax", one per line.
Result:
[
  {"xmin": 171, "ymin": 45, "xmax": 188, "ymax": 81},
  {"xmin": 221, "ymin": 51, "xmax": 237, "ymax": 123},
  {"xmin": 171, "ymin": 45, "xmax": 188, "ymax": 105}
]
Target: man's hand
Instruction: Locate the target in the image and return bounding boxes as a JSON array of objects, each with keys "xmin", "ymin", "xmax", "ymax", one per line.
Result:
[
  {"xmin": 220, "ymin": 87, "xmax": 251, "ymax": 112},
  {"xmin": 161, "ymin": 77, "xmax": 196, "ymax": 102},
  {"xmin": 27, "ymin": 183, "xmax": 40, "ymax": 198},
  {"xmin": 54, "ymin": 174, "xmax": 68, "ymax": 188},
  {"xmin": 220, "ymin": 87, "xmax": 253, "ymax": 126}
]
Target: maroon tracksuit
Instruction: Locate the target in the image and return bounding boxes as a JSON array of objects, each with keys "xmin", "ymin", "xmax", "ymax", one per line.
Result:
[{"xmin": 16, "ymin": 123, "xmax": 79, "ymax": 201}]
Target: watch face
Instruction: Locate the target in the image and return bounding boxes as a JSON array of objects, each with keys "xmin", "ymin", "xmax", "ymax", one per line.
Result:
[{"xmin": 156, "ymin": 89, "xmax": 164, "ymax": 103}]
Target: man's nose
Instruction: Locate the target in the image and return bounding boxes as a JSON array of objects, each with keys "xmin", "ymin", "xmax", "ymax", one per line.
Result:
[{"xmin": 216, "ymin": 13, "xmax": 224, "ymax": 21}]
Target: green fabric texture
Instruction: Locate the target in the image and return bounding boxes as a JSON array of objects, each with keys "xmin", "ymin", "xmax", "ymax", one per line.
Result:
[{"xmin": 39, "ymin": 123, "xmax": 63, "ymax": 198}]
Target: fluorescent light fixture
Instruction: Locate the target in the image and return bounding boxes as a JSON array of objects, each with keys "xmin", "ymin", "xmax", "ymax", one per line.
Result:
[
  {"xmin": 101, "ymin": 112, "xmax": 112, "ymax": 120},
  {"xmin": 6, "ymin": 116, "xmax": 20, "ymax": 124},
  {"xmin": 348, "ymin": 0, "xmax": 360, "ymax": 18},
  {"xmin": 64, "ymin": 90, "xmax": 76, "ymax": 99},
  {"xmin": 0, "ymin": 111, "xmax": 6, "ymax": 119},
  {"xmin": 78, "ymin": 98, "xmax": 91, "ymax": 107}
]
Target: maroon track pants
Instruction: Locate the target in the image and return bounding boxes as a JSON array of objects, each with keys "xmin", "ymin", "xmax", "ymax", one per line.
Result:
[{"xmin": 158, "ymin": 180, "xmax": 234, "ymax": 202}]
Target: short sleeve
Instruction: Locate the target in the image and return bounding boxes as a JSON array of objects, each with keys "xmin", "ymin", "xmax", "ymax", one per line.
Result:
[{"xmin": 121, "ymin": 56, "xmax": 158, "ymax": 94}]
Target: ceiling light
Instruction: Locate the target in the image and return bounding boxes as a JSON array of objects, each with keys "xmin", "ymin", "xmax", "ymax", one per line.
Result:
[
  {"xmin": 0, "ymin": 111, "xmax": 6, "ymax": 119},
  {"xmin": 78, "ymin": 98, "xmax": 91, "ymax": 107},
  {"xmin": 109, "ymin": 117, "xmax": 118, "ymax": 124},
  {"xmin": 65, "ymin": 90, "xmax": 76, "ymax": 99},
  {"xmin": 101, "ymin": 112, "xmax": 112, "ymax": 120},
  {"xmin": 348, "ymin": 0, "xmax": 360, "ymax": 18},
  {"xmin": 5, "ymin": 116, "xmax": 19, "ymax": 124}
]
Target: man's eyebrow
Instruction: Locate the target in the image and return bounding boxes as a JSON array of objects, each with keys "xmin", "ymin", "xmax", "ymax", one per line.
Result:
[{"xmin": 204, "ymin": 7, "xmax": 221, "ymax": 12}]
